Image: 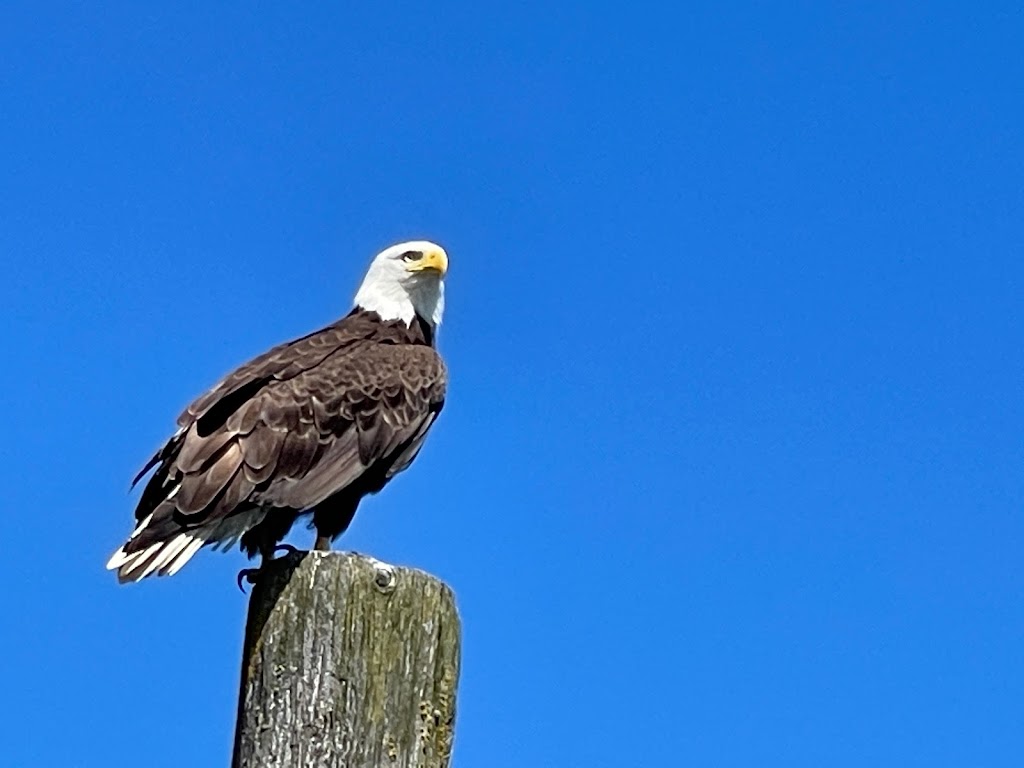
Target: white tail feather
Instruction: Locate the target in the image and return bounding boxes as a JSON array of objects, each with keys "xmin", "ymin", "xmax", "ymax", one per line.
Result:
[
  {"xmin": 144, "ymin": 534, "xmax": 195, "ymax": 576},
  {"xmin": 128, "ymin": 513, "xmax": 153, "ymax": 541},
  {"xmin": 106, "ymin": 534, "xmax": 208, "ymax": 583},
  {"xmin": 109, "ymin": 542, "xmax": 163, "ymax": 581},
  {"xmin": 107, "ymin": 507, "xmax": 269, "ymax": 582},
  {"xmin": 165, "ymin": 538, "xmax": 205, "ymax": 575},
  {"xmin": 105, "ymin": 540, "xmax": 155, "ymax": 572}
]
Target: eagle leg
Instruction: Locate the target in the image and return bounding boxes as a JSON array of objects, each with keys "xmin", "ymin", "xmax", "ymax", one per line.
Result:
[{"xmin": 311, "ymin": 494, "xmax": 359, "ymax": 553}]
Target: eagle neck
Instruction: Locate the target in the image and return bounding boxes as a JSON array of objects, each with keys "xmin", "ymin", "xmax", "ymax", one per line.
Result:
[{"xmin": 345, "ymin": 308, "xmax": 435, "ymax": 346}]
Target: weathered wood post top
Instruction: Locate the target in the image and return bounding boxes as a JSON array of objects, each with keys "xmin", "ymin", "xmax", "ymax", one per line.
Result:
[{"xmin": 232, "ymin": 550, "xmax": 461, "ymax": 768}]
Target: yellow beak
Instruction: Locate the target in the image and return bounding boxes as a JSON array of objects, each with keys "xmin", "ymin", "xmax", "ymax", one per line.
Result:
[{"xmin": 408, "ymin": 247, "xmax": 448, "ymax": 276}]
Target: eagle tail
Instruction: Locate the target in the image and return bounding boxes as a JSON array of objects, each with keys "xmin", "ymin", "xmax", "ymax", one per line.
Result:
[
  {"xmin": 106, "ymin": 531, "xmax": 207, "ymax": 583},
  {"xmin": 106, "ymin": 507, "xmax": 265, "ymax": 583}
]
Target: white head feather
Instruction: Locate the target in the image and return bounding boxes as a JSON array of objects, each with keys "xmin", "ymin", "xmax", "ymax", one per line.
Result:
[{"xmin": 353, "ymin": 240, "xmax": 448, "ymax": 327}]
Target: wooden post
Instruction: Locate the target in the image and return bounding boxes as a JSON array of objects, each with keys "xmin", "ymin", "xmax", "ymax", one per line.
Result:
[{"xmin": 231, "ymin": 550, "xmax": 461, "ymax": 768}]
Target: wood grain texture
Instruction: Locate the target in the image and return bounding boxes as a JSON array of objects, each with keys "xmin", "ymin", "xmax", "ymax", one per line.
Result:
[{"xmin": 232, "ymin": 551, "xmax": 460, "ymax": 768}]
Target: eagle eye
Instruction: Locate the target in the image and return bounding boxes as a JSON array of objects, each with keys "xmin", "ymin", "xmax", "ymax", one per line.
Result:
[{"xmin": 401, "ymin": 250, "xmax": 423, "ymax": 262}]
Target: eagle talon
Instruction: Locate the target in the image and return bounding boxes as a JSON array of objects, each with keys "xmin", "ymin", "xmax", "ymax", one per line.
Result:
[
  {"xmin": 273, "ymin": 544, "xmax": 302, "ymax": 558},
  {"xmin": 236, "ymin": 567, "xmax": 262, "ymax": 593}
]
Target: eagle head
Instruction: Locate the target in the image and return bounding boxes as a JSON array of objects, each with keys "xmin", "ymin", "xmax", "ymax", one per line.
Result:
[{"xmin": 354, "ymin": 240, "xmax": 448, "ymax": 327}]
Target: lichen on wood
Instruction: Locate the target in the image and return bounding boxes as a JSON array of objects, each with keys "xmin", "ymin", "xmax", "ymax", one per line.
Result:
[{"xmin": 231, "ymin": 550, "xmax": 461, "ymax": 768}]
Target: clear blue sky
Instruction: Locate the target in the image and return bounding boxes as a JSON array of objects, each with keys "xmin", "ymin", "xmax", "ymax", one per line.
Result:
[{"xmin": 2, "ymin": 3, "xmax": 1022, "ymax": 766}]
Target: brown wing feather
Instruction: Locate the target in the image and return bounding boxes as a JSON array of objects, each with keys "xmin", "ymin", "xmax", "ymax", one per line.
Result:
[
  {"xmin": 179, "ymin": 315, "xmax": 382, "ymax": 426},
  {"xmin": 121, "ymin": 311, "xmax": 445, "ymax": 566},
  {"xmin": 174, "ymin": 443, "xmax": 243, "ymax": 516},
  {"xmin": 251, "ymin": 342, "xmax": 446, "ymax": 510}
]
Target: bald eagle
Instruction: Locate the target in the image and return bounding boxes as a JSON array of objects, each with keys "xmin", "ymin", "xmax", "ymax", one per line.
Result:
[{"xmin": 106, "ymin": 241, "xmax": 449, "ymax": 583}]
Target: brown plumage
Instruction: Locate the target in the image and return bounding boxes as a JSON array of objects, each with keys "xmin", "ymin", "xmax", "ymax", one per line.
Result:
[{"xmin": 108, "ymin": 240, "xmax": 449, "ymax": 582}]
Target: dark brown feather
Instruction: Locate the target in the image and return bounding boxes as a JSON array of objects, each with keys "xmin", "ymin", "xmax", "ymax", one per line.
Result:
[
  {"xmin": 176, "ymin": 426, "xmax": 234, "ymax": 473},
  {"xmin": 123, "ymin": 309, "xmax": 446, "ymax": 557},
  {"xmin": 175, "ymin": 443, "xmax": 243, "ymax": 516}
]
